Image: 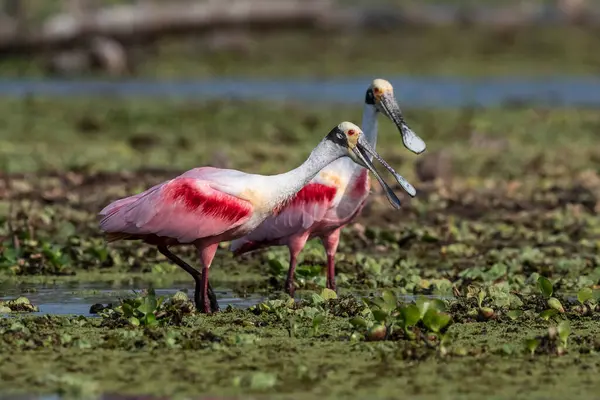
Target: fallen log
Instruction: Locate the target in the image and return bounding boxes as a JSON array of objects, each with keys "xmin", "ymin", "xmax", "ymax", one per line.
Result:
[
  {"xmin": 0, "ymin": 0, "xmax": 336, "ymax": 54},
  {"xmin": 1, "ymin": 0, "xmax": 600, "ymax": 56}
]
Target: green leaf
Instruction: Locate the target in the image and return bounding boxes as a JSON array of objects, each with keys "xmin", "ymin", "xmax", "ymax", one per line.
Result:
[
  {"xmin": 539, "ymin": 309, "xmax": 558, "ymax": 321},
  {"xmin": 537, "ymin": 276, "xmax": 553, "ymax": 298},
  {"xmin": 547, "ymin": 297, "xmax": 565, "ymax": 313},
  {"xmin": 128, "ymin": 316, "xmax": 140, "ymax": 327},
  {"xmin": 431, "ymin": 299, "xmax": 447, "ymax": 312},
  {"xmin": 525, "ymin": 338, "xmax": 540, "ymax": 355},
  {"xmin": 416, "ymin": 296, "xmax": 431, "ymax": 319},
  {"xmin": 399, "ymin": 304, "xmax": 421, "ymax": 327},
  {"xmin": 349, "ymin": 316, "xmax": 368, "ymax": 329},
  {"xmin": 372, "ymin": 309, "xmax": 389, "ymax": 323},
  {"xmin": 577, "ymin": 287, "xmax": 594, "ymax": 304},
  {"xmin": 506, "ymin": 309, "xmax": 523, "ymax": 320},
  {"xmin": 310, "ymin": 293, "xmax": 325, "ymax": 306},
  {"xmin": 143, "ymin": 313, "xmax": 157, "ymax": 326},
  {"xmin": 415, "ymin": 296, "xmax": 446, "ymax": 319},
  {"xmin": 312, "ymin": 313, "xmax": 325, "ymax": 331},
  {"xmin": 320, "ymin": 288, "xmax": 337, "ymax": 301},
  {"xmin": 422, "ymin": 309, "xmax": 451, "ymax": 333},
  {"xmin": 557, "ymin": 320, "xmax": 571, "ymax": 347},
  {"xmin": 381, "ymin": 290, "xmax": 397, "ymax": 312},
  {"xmin": 369, "ymin": 297, "xmax": 387, "ymax": 310},
  {"xmin": 122, "ymin": 303, "xmax": 134, "ymax": 317},
  {"xmin": 477, "ymin": 290, "xmax": 486, "ymax": 308}
]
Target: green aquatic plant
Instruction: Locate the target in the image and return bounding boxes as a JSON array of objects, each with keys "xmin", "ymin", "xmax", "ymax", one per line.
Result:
[
  {"xmin": 573, "ymin": 286, "xmax": 599, "ymax": 315},
  {"xmin": 535, "ymin": 276, "xmax": 565, "ymax": 320},
  {"xmin": 537, "ymin": 276, "xmax": 553, "ymax": 298},
  {"xmin": 523, "ymin": 322, "xmax": 573, "ymax": 357},
  {"xmin": 557, "ymin": 320, "xmax": 571, "ymax": 349},
  {"xmin": 0, "ymin": 296, "xmax": 39, "ymax": 313},
  {"xmin": 577, "ymin": 287, "xmax": 594, "ymax": 304},
  {"xmin": 349, "ymin": 291, "xmax": 451, "ymax": 347},
  {"xmin": 98, "ymin": 289, "xmax": 195, "ymax": 327}
]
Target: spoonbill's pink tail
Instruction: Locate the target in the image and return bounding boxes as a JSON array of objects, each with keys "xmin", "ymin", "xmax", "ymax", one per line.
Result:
[
  {"xmin": 98, "ymin": 194, "xmax": 143, "ymax": 242},
  {"xmin": 99, "ymin": 196, "xmax": 139, "ymax": 216}
]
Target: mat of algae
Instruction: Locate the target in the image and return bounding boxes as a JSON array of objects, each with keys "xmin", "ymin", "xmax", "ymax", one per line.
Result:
[
  {"xmin": 1, "ymin": 97, "xmax": 600, "ymax": 399},
  {"xmin": 1, "ymin": 287, "xmax": 600, "ymax": 399}
]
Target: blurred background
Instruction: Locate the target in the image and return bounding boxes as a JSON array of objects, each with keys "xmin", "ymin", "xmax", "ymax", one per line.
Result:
[{"xmin": 0, "ymin": 0, "xmax": 599, "ymax": 177}]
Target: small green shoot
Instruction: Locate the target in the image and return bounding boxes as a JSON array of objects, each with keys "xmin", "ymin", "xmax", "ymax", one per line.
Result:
[
  {"xmin": 537, "ymin": 276, "xmax": 553, "ymax": 298},
  {"xmin": 311, "ymin": 313, "xmax": 325, "ymax": 336},
  {"xmin": 525, "ymin": 338, "xmax": 540, "ymax": 356},
  {"xmin": 557, "ymin": 320, "xmax": 571, "ymax": 348},
  {"xmin": 547, "ymin": 297, "xmax": 564, "ymax": 313},
  {"xmin": 539, "ymin": 309, "xmax": 558, "ymax": 321},
  {"xmin": 477, "ymin": 289, "xmax": 486, "ymax": 309}
]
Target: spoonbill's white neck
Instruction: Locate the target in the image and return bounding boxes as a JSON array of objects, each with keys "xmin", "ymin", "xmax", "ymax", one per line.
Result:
[
  {"xmin": 361, "ymin": 103, "xmax": 379, "ymax": 158},
  {"xmin": 263, "ymin": 138, "xmax": 345, "ymax": 208}
]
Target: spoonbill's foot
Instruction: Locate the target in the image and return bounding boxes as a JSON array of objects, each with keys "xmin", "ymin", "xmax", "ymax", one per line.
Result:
[
  {"xmin": 285, "ymin": 279, "xmax": 296, "ymax": 299},
  {"xmin": 208, "ymin": 285, "xmax": 220, "ymax": 313},
  {"xmin": 326, "ymin": 279, "xmax": 337, "ymax": 293},
  {"xmin": 158, "ymin": 245, "xmax": 218, "ymax": 312},
  {"xmin": 199, "ymin": 266, "xmax": 218, "ymax": 314}
]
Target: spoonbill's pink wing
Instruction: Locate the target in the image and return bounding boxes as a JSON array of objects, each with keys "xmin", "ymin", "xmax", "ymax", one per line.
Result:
[
  {"xmin": 230, "ymin": 182, "xmax": 337, "ymax": 254},
  {"xmin": 99, "ymin": 167, "xmax": 246, "ymax": 218},
  {"xmin": 100, "ymin": 177, "xmax": 253, "ymax": 244}
]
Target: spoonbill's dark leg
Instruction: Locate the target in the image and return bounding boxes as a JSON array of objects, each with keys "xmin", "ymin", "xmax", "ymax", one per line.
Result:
[
  {"xmin": 321, "ymin": 229, "xmax": 341, "ymax": 292},
  {"xmin": 198, "ymin": 243, "xmax": 220, "ymax": 314},
  {"xmin": 285, "ymin": 252, "xmax": 298, "ymax": 298},
  {"xmin": 158, "ymin": 246, "xmax": 219, "ymax": 312}
]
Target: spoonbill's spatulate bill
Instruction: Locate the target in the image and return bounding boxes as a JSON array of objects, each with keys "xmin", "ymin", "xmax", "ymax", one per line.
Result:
[
  {"xmin": 98, "ymin": 121, "xmax": 406, "ymax": 313},
  {"xmin": 231, "ymin": 79, "xmax": 425, "ymax": 296}
]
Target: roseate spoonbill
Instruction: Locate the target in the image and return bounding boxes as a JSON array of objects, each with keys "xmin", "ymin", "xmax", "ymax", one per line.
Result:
[
  {"xmin": 99, "ymin": 121, "xmax": 409, "ymax": 313},
  {"xmin": 230, "ymin": 79, "xmax": 425, "ymax": 296}
]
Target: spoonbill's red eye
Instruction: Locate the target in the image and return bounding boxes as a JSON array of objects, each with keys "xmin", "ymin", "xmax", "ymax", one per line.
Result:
[
  {"xmin": 373, "ymin": 87, "xmax": 380, "ymax": 94},
  {"xmin": 347, "ymin": 129, "xmax": 356, "ymax": 136}
]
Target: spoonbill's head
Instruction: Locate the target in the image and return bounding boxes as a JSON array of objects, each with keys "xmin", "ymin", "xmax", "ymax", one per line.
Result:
[
  {"xmin": 327, "ymin": 121, "xmax": 416, "ymax": 209},
  {"xmin": 366, "ymin": 78, "xmax": 426, "ymax": 155}
]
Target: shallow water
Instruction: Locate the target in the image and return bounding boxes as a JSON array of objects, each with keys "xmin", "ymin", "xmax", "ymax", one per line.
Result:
[
  {"xmin": 1, "ymin": 76, "xmax": 600, "ymax": 107},
  {"xmin": 0, "ymin": 280, "xmax": 450, "ymax": 317},
  {"xmin": 0, "ymin": 281, "xmax": 265, "ymax": 316}
]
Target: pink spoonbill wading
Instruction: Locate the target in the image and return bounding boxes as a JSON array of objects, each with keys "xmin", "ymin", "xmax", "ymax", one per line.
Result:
[
  {"xmin": 98, "ymin": 121, "xmax": 410, "ymax": 313},
  {"xmin": 230, "ymin": 79, "xmax": 425, "ymax": 297}
]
